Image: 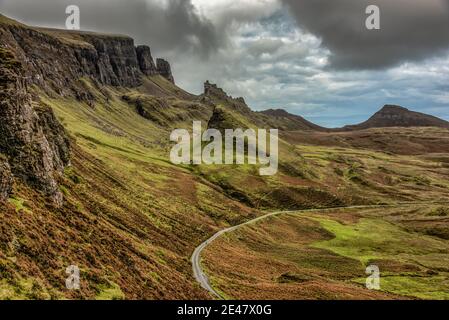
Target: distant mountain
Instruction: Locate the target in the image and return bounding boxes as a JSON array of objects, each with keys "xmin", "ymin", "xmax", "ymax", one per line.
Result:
[
  {"xmin": 259, "ymin": 105, "xmax": 449, "ymax": 132},
  {"xmin": 342, "ymin": 105, "xmax": 449, "ymax": 131},
  {"xmin": 259, "ymin": 109, "xmax": 327, "ymax": 131}
]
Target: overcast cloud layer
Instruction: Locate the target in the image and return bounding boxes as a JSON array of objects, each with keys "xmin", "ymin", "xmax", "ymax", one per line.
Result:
[
  {"xmin": 1, "ymin": 0, "xmax": 449, "ymax": 127},
  {"xmin": 281, "ymin": 0, "xmax": 449, "ymax": 69}
]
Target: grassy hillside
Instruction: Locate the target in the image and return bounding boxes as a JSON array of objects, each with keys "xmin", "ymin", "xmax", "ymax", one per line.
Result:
[
  {"xmin": 2, "ymin": 68, "xmax": 449, "ymax": 299},
  {"xmin": 1, "ymin": 67, "xmax": 449, "ymax": 299},
  {"xmin": 0, "ymin": 76, "xmax": 258, "ymax": 299}
]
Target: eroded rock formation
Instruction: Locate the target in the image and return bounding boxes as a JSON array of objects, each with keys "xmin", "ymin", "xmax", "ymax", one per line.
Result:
[
  {"xmin": 156, "ymin": 58, "xmax": 175, "ymax": 84},
  {"xmin": 0, "ymin": 47, "xmax": 70, "ymax": 205},
  {"xmin": 0, "ymin": 20, "xmax": 175, "ymax": 98},
  {"xmin": 136, "ymin": 45, "xmax": 158, "ymax": 76},
  {"xmin": 203, "ymin": 81, "xmax": 250, "ymax": 114}
]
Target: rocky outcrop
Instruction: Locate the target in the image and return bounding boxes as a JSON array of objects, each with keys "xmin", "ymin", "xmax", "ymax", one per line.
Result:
[
  {"xmin": 203, "ymin": 81, "xmax": 251, "ymax": 113},
  {"xmin": 0, "ymin": 47, "xmax": 70, "ymax": 205},
  {"xmin": 203, "ymin": 81, "xmax": 246, "ymax": 104},
  {"xmin": 136, "ymin": 45, "xmax": 158, "ymax": 76},
  {"xmin": 0, "ymin": 156, "xmax": 13, "ymax": 201},
  {"xmin": 204, "ymin": 81, "xmax": 228, "ymax": 98},
  {"xmin": 77, "ymin": 34, "xmax": 143, "ymax": 87},
  {"xmin": 156, "ymin": 58, "xmax": 175, "ymax": 84},
  {"xmin": 0, "ymin": 25, "xmax": 139, "ymax": 94}
]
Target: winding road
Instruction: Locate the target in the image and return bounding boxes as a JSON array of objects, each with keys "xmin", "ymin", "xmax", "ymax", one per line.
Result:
[{"xmin": 191, "ymin": 203, "xmax": 441, "ymax": 299}]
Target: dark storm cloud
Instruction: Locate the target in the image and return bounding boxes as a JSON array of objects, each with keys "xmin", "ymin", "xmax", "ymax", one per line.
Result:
[
  {"xmin": 281, "ymin": 0, "xmax": 449, "ymax": 69},
  {"xmin": 0, "ymin": 0, "xmax": 222, "ymax": 56}
]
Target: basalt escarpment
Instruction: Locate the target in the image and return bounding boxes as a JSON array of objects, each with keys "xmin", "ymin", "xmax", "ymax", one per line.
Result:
[
  {"xmin": 137, "ymin": 46, "xmax": 176, "ymax": 82},
  {"xmin": 156, "ymin": 58, "xmax": 175, "ymax": 84},
  {"xmin": 0, "ymin": 16, "xmax": 177, "ymax": 204},
  {"xmin": 0, "ymin": 47, "xmax": 70, "ymax": 205},
  {"xmin": 136, "ymin": 45, "xmax": 158, "ymax": 76},
  {"xmin": 0, "ymin": 16, "xmax": 175, "ymax": 99}
]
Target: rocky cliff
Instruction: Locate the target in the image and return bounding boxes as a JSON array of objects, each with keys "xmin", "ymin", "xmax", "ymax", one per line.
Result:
[
  {"xmin": 136, "ymin": 45, "xmax": 158, "ymax": 76},
  {"xmin": 0, "ymin": 155, "xmax": 13, "ymax": 201},
  {"xmin": 0, "ymin": 16, "xmax": 176, "ymax": 204},
  {"xmin": 156, "ymin": 58, "xmax": 175, "ymax": 84},
  {"xmin": 0, "ymin": 47, "xmax": 70, "ymax": 205},
  {"xmin": 0, "ymin": 15, "xmax": 175, "ymax": 98}
]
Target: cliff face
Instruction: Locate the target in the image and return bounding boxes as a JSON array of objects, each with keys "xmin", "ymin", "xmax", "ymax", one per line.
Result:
[
  {"xmin": 0, "ymin": 20, "xmax": 175, "ymax": 98},
  {"xmin": 0, "ymin": 47, "xmax": 70, "ymax": 205},
  {"xmin": 0, "ymin": 17, "xmax": 176, "ymax": 204},
  {"xmin": 0, "ymin": 156, "xmax": 13, "ymax": 201},
  {"xmin": 136, "ymin": 45, "xmax": 158, "ymax": 76},
  {"xmin": 156, "ymin": 58, "xmax": 175, "ymax": 84},
  {"xmin": 76, "ymin": 34, "xmax": 143, "ymax": 87}
]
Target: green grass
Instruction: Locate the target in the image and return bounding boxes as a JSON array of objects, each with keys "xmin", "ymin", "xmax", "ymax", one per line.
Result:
[
  {"xmin": 8, "ymin": 197, "xmax": 31, "ymax": 213},
  {"xmin": 95, "ymin": 282, "xmax": 125, "ymax": 300},
  {"xmin": 0, "ymin": 277, "xmax": 53, "ymax": 300},
  {"xmin": 310, "ymin": 215, "xmax": 449, "ymax": 299},
  {"xmin": 311, "ymin": 217, "xmax": 447, "ymax": 265},
  {"xmin": 3, "ymin": 68, "xmax": 448, "ymax": 300},
  {"xmin": 377, "ymin": 275, "xmax": 449, "ymax": 300},
  {"xmin": 353, "ymin": 274, "xmax": 449, "ymax": 300}
]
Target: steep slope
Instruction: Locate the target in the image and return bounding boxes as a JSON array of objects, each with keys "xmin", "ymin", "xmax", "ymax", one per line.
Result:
[
  {"xmin": 0, "ymin": 46, "xmax": 70, "ymax": 205},
  {"xmin": 343, "ymin": 105, "xmax": 449, "ymax": 130},
  {"xmin": 0, "ymin": 15, "xmax": 257, "ymax": 300},
  {"xmin": 259, "ymin": 109, "xmax": 327, "ymax": 131},
  {"xmin": 0, "ymin": 15, "xmax": 175, "ymax": 100}
]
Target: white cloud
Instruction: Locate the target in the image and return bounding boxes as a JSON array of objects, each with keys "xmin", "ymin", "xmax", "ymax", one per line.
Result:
[{"xmin": 192, "ymin": 0, "xmax": 281, "ymax": 26}]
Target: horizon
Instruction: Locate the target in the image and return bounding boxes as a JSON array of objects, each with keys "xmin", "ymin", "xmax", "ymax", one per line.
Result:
[{"xmin": 1, "ymin": 0, "xmax": 449, "ymax": 127}]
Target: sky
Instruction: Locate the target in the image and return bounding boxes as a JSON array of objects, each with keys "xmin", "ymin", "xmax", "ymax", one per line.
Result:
[{"xmin": 1, "ymin": 0, "xmax": 449, "ymax": 127}]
